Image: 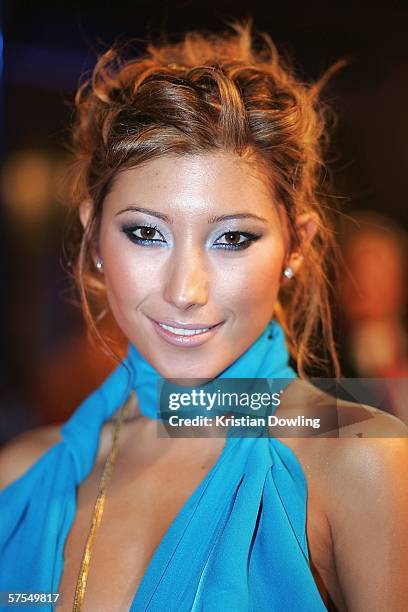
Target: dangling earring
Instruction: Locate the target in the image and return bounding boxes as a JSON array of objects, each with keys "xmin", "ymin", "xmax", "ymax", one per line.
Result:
[
  {"xmin": 283, "ymin": 266, "xmax": 294, "ymax": 279},
  {"xmin": 95, "ymin": 258, "xmax": 104, "ymax": 271}
]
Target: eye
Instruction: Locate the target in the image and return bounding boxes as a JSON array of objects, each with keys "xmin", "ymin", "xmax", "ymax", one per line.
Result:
[
  {"xmin": 122, "ymin": 224, "xmax": 166, "ymax": 246},
  {"xmin": 213, "ymin": 231, "xmax": 260, "ymax": 250}
]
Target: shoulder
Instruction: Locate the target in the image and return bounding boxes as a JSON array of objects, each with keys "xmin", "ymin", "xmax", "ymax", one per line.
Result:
[
  {"xmin": 301, "ymin": 393, "xmax": 408, "ymax": 608},
  {"xmin": 280, "ymin": 381, "xmax": 408, "ymax": 608},
  {"xmin": 326, "ymin": 404, "xmax": 408, "ymax": 494},
  {"xmin": 0, "ymin": 424, "xmax": 63, "ymax": 491},
  {"xmin": 277, "ymin": 377, "xmax": 408, "ymax": 440},
  {"xmin": 290, "ymin": 379, "xmax": 408, "ymax": 484},
  {"xmin": 274, "ymin": 381, "xmax": 408, "ymax": 527},
  {"xmin": 324, "ymin": 402, "xmax": 408, "ymax": 515},
  {"xmin": 322, "ymin": 407, "xmax": 408, "ymax": 609},
  {"xmin": 323, "ymin": 397, "xmax": 408, "ymax": 486}
]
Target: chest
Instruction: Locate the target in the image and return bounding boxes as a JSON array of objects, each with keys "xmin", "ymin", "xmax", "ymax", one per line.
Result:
[
  {"xmin": 56, "ymin": 439, "xmax": 334, "ymax": 611},
  {"xmin": 57, "ymin": 437, "xmax": 226, "ymax": 611}
]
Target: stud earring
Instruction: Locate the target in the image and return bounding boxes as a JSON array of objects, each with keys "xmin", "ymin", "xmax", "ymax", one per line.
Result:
[
  {"xmin": 95, "ymin": 258, "xmax": 104, "ymax": 271},
  {"xmin": 283, "ymin": 266, "xmax": 294, "ymax": 279}
]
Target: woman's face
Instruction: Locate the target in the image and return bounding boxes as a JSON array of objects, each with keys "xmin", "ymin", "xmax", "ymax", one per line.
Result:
[{"xmin": 97, "ymin": 152, "xmax": 288, "ymax": 379}]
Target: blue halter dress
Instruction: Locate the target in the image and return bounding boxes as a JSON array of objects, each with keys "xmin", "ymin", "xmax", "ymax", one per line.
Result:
[{"xmin": 0, "ymin": 320, "xmax": 327, "ymax": 611}]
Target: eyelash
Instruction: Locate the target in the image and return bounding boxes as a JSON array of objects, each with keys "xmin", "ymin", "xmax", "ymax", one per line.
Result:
[{"xmin": 122, "ymin": 224, "xmax": 261, "ymax": 251}]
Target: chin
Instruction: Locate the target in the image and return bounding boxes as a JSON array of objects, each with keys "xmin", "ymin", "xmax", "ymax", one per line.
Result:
[
  {"xmin": 152, "ymin": 357, "xmax": 223, "ymax": 382},
  {"xmin": 158, "ymin": 366, "xmax": 218, "ymax": 382}
]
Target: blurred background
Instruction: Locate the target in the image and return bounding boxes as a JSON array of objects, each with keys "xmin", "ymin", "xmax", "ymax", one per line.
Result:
[{"xmin": 1, "ymin": 0, "xmax": 408, "ymax": 442}]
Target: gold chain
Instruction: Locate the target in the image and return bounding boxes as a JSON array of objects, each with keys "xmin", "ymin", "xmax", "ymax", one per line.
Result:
[{"xmin": 72, "ymin": 391, "xmax": 134, "ymax": 611}]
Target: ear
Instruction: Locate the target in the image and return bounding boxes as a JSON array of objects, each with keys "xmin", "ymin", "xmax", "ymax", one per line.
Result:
[
  {"xmin": 286, "ymin": 211, "xmax": 319, "ymax": 273},
  {"xmin": 79, "ymin": 199, "xmax": 94, "ymax": 231},
  {"xmin": 79, "ymin": 199, "xmax": 101, "ymax": 267}
]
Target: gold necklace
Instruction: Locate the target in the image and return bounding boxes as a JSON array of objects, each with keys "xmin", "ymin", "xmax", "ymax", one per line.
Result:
[{"xmin": 72, "ymin": 391, "xmax": 134, "ymax": 611}]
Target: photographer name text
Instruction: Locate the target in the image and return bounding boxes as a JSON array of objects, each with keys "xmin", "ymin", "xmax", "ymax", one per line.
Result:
[{"xmin": 166, "ymin": 414, "xmax": 321, "ymax": 429}]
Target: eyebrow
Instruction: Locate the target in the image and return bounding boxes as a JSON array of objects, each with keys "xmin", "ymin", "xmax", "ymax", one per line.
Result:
[{"xmin": 115, "ymin": 205, "xmax": 268, "ymax": 224}]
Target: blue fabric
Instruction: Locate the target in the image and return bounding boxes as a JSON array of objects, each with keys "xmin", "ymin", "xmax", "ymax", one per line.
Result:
[{"xmin": 0, "ymin": 319, "xmax": 327, "ymax": 611}]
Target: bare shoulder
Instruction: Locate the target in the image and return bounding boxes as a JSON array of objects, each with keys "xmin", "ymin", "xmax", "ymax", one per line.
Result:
[
  {"xmin": 276, "ymin": 377, "xmax": 408, "ymax": 490},
  {"xmin": 325, "ymin": 392, "xmax": 408, "ymax": 478},
  {"xmin": 277, "ymin": 381, "xmax": 408, "ymax": 608},
  {"xmin": 334, "ymin": 392, "xmax": 408, "ymax": 438},
  {"xmin": 318, "ymin": 399, "xmax": 408, "ymax": 609},
  {"xmin": 326, "ymin": 401, "xmax": 408, "ymax": 506},
  {"xmin": 0, "ymin": 424, "xmax": 63, "ymax": 491},
  {"xmin": 293, "ymin": 384, "xmax": 408, "ymax": 524},
  {"xmin": 278, "ymin": 377, "xmax": 408, "ymax": 438}
]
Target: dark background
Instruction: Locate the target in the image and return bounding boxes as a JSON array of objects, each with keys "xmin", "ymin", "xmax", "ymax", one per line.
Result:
[{"xmin": 1, "ymin": 0, "xmax": 408, "ymax": 441}]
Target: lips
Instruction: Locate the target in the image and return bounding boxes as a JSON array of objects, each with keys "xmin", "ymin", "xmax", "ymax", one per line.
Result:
[
  {"xmin": 147, "ymin": 315, "xmax": 224, "ymax": 347},
  {"xmin": 158, "ymin": 322, "xmax": 211, "ymax": 335}
]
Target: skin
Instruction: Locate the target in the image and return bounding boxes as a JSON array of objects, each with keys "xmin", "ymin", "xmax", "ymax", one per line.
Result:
[{"xmin": 82, "ymin": 152, "xmax": 309, "ymax": 380}]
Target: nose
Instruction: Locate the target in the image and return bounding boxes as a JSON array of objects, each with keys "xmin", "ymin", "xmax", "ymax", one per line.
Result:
[{"xmin": 163, "ymin": 246, "xmax": 209, "ymax": 311}]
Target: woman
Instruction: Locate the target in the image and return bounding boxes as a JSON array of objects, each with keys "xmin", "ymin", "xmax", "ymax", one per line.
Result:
[{"xmin": 1, "ymin": 20, "xmax": 407, "ymax": 612}]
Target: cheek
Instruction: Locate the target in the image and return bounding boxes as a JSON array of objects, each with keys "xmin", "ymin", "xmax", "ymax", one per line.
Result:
[
  {"xmin": 213, "ymin": 244, "xmax": 284, "ymax": 312},
  {"xmin": 99, "ymin": 231, "xmax": 161, "ymax": 312}
]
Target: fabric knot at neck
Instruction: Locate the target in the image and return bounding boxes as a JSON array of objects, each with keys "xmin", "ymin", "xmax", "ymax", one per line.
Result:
[{"xmin": 125, "ymin": 319, "xmax": 297, "ymax": 427}]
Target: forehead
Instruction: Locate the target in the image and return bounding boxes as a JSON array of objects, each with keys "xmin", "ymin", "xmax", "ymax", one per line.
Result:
[{"xmin": 104, "ymin": 152, "xmax": 277, "ymax": 219}]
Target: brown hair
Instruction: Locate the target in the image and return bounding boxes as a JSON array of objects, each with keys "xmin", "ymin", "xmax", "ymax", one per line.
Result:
[{"xmin": 65, "ymin": 18, "xmax": 342, "ymax": 377}]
